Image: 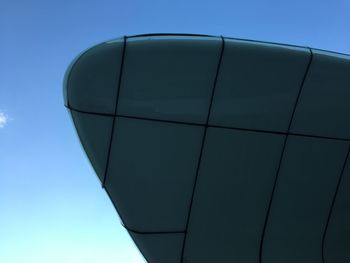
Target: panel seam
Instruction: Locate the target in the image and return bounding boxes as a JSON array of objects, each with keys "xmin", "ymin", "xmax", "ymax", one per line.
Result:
[
  {"xmin": 126, "ymin": 33, "xmax": 323, "ymax": 51},
  {"xmin": 124, "ymin": 224, "xmax": 185, "ymax": 235},
  {"xmin": 179, "ymin": 36, "xmax": 225, "ymax": 263},
  {"xmin": 321, "ymin": 145, "xmax": 350, "ymax": 263},
  {"xmin": 258, "ymin": 48, "xmax": 313, "ymax": 263},
  {"xmin": 66, "ymin": 106, "xmax": 350, "ymax": 142},
  {"xmin": 102, "ymin": 36, "xmax": 127, "ymax": 187}
]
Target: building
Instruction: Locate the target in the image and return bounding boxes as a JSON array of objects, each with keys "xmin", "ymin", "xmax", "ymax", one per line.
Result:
[{"xmin": 64, "ymin": 34, "xmax": 350, "ymax": 263}]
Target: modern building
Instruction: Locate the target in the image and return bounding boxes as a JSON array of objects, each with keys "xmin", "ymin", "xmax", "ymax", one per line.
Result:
[{"xmin": 64, "ymin": 34, "xmax": 350, "ymax": 263}]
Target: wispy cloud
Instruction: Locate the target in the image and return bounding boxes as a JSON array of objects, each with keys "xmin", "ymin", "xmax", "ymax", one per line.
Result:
[{"xmin": 0, "ymin": 112, "xmax": 8, "ymax": 128}]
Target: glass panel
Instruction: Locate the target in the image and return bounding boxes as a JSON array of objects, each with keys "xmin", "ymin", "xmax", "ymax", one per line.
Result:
[
  {"xmin": 117, "ymin": 36, "xmax": 222, "ymax": 124},
  {"xmin": 129, "ymin": 232, "xmax": 184, "ymax": 263},
  {"xmin": 263, "ymin": 136, "xmax": 348, "ymax": 263},
  {"xmin": 70, "ymin": 110, "xmax": 114, "ymax": 183},
  {"xmin": 184, "ymin": 127, "xmax": 285, "ymax": 262},
  {"xmin": 324, "ymin": 155, "xmax": 350, "ymax": 263},
  {"xmin": 209, "ymin": 39, "xmax": 310, "ymax": 132},
  {"xmin": 291, "ymin": 49, "xmax": 350, "ymax": 139},
  {"xmin": 105, "ymin": 117, "xmax": 204, "ymax": 230},
  {"xmin": 66, "ymin": 39, "xmax": 124, "ymax": 114}
]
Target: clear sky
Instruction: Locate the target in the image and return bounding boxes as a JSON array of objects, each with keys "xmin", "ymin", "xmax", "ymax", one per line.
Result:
[{"xmin": 0, "ymin": 0, "xmax": 349, "ymax": 262}]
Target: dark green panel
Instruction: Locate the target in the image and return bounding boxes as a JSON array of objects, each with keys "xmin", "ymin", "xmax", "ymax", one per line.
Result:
[
  {"xmin": 105, "ymin": 117, "xmax": 204, "ymax": 231},
  {"xmin": 291, "ymin": 50, "xmax": 350, "ymax": 139},
  {"xmin": 129, "ymin": 232, "xmax": 184, "ymax": 263},
  {"xmin": 184, "ymin": 128, "xmax": 285, "ymax": 263},
  {"xmin": 65, "ymin": 39, "xmax": 124, "ymax": 114},
  {"xmin": 209, "ymin": 39, "xmax": 310, "ymax": 132},
  {"xmin": 117, "ymin": 36, "xmax": 222, "ymax": 124},
  {"xmin": 263, "ymin": 136, "xmax": 348, "ymax": 263},
  {"xmin": 70, "ymin": 110, "xmax": 114, "ymax": 183},
  {"xmin": 64, "ymin": 34, "xmax": 350, "ymax": 263},
  {"xmin": 324, "ymin": 154, "xmax": 350, "ymax": 263}
]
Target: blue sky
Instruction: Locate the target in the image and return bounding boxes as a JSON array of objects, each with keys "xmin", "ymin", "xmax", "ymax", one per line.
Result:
[{"xmin": 0, "ymin": 0, "xmax": 349, "ymax": 262}]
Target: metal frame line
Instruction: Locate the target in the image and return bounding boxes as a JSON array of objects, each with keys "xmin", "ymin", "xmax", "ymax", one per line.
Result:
[
  {"xmin": 126, "ymin": 33, "xmax": 350, "ymax": 56},
  {"xmin": 66, "ymin": 106, "xmax": 350, "ymax": 143},
  {"xmin": 125, "ymin": 32, "xmax": 314, "ymax": 51},
  {"xmin": 124, "ymin": 225, "xmax": 185, "ymax": 235},
  {"xmin": 321, "ymin": 146, "xmax": 350, "ymax": 263},
  {"xmin": 179, "ymin": 35, "xmax": 225, "ymax": 263},
  {"xmin": 258, "ymin": 48, "xmax": 314, "ymax": 263},
  {"xmin": 102, "ymin": 36, "xmax": 127, "ymax": 188},
  {"xmin": 127, "ymin": 33, "xmax": 214, "ymax": 38}
]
